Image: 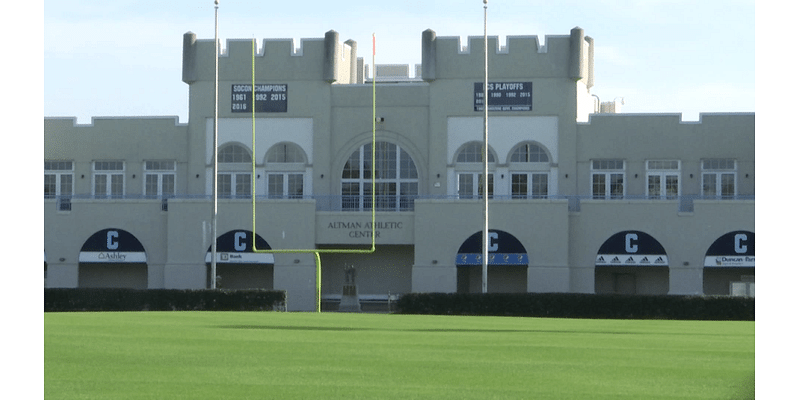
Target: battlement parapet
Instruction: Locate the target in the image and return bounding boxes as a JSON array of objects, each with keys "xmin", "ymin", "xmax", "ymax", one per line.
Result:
[
  {"xmin": 182, "ymin": 30, "xmax": 358, "ymax": 84},
  {"xmin": 44, "ymin": 116, "xmax": 187, "ymax": 128},
  {"xmin": 421, "ymin": 27, "xmax": 592, "ymax": 85},
  {"xmin": 579, "ymin": 112, "xmax": 755, "ymax": 131}
]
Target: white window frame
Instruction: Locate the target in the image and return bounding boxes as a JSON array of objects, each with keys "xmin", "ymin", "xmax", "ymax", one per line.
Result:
[
  {"xmin": 267, "ymin": 173, "xmax": 304, "ymax": 199},
  {"xmin": 218, "ymin": 172, "xmax": 252, "ymax": 199},
  {"xmin": 646, "ymin": 160, "xmax": 680, "ymax": 199},
  {"xmin": 45, "ymin": 161, "xmax": 73, "ymax": 199},
  {"xmin": 93, "ymin": 161, "xmax": 125, "ymax": 199},
  {"xmin": 455, "ymin": 142, "xmax": 496, "ymax": 200},
  {"xmin": 341, "ymin": 141, "xmax": 418, "ymax": 211},
  {"xmin": 509, "ymin": 142, "xmax": 551, "ymax": 199},
  {"xmin": 266, "ymin": 143, "xmax": 307, "ymax": 199},
  {"xmin": 144, "ymin": 160, "xmax": 176, "ymax": 198},
  {"xmin": 458, "ymin": 172, "xmax": 494, "ymax": 199},
  {"xmin": 218, "ymin": 144, "xmax": 252, "ymax": 199},
  {"xmin": 702, "ymin": 159, "xmax": 737, "ymax": 199},
  {"xmin": 510, "ymin": 172, "xmax": 548, "ymax": 199},
  {"xmin": 591, "ymin": 159, "xmax": 625, "ymax": 199}
]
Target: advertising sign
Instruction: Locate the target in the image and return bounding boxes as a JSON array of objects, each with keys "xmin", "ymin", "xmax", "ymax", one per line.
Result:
[
  {"xmin": 596, "ymin": 231, "xmax": 669, "ymax": 267},
  {"xmin": 205, "ymin": 230, "xmax": 275, "ymax": 264},
  {"xmin": 456, "ymin": 229, "xmax": 529, "ymax": 266},
  {"xmin": 704, "ymin": 231, "xmax": 755, "ymax": 267},
  {"xmin": 79, "ymin": 228, "xmax": 147, "ymax": 263}
]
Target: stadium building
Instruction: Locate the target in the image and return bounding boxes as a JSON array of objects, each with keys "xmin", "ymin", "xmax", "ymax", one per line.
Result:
[{"xmin": 44, "ymin": 28, "xmax": 755, "ymax": 311}]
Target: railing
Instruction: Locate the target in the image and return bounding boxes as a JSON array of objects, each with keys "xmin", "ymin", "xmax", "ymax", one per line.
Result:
[{"xmin": 46, "ymin": 193, "xmax": 755, "ymax": 213}]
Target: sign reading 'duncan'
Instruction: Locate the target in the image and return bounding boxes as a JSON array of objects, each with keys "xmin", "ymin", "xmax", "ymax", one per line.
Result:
[
  {"xmin": 474, "ymin": 82, "xmax": 532, "ymax": 111},
  {"xmin": 231, "ymin": 84, "xmax": 288, "ymax": 113}
]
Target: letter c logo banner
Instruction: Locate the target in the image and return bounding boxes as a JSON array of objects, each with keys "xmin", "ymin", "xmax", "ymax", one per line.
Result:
[
  {"xmin": 234, "ymin": 232, "xmax": 247, "ymax": 252},
  {"xmin": 107, "ymin": 230, "xmax": 119, "ymax": 250},
  {"xmin": 488, "ymin": 232, "xmax": 499, "ymax": 252},
  {"xmin": 625, "ymin": 233, "xmax": 638, "ymax": 253},
  {"xmin": 734, "ymin": 234, "xmax": 748, "ymax": 254}
]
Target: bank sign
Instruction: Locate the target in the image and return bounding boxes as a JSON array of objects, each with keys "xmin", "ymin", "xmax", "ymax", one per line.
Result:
[
  {"xmin": 231, "ymin": 84, "xmax": 288, "ymax": 113},
  {"xmin": 474, "ymin": 82, "xmax": 532, "ymax": 111}
]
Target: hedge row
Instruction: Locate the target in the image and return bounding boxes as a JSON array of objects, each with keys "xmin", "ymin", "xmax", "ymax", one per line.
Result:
[
  {"xmin": 395, "ymin": 293, "xmax": 755, "ymax": 321},
  {"xmin": 44, "ymin": 288, "xmax": 286, "ymax": 312}
]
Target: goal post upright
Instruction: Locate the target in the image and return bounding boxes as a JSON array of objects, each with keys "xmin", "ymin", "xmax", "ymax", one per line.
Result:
[{"xmin": 247, "ymin": 34, "xmax": 379, "ymax": 312}]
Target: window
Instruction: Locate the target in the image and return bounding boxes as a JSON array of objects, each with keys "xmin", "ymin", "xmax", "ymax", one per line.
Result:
[
  {"xmin": 266, "ymin": 143, "xmax": 305, "ymax": 163},
  {"xmin": 459, "ymin": 173, "xmax": 493, "ymax": 199},
  {"xmin": 144, "ymin": 161, "xmax": 176, "ymax": 198},
  {"xmin": 702, "ymin": 159, "xmax": 736, "ymax": 198},
  {"xmin": 510, "ymin": 143, "xmax": 549, "ymax": 163},
  {"xmin": 456, "ymin": 142, "xmax": 495, "ymax": 199},
  {"xmin": 218, "ymin": 144, "xmax": 252, "ymax": 199},
  {"xmin": 341, "ymin": 141, "xmax": 418, "ymax": 211},
  {"xmin": 647, "ymin": 160, "xmax": 680, "ymax": 199},
  {"xmin": 509, "ymin": 143, "xmax": 550, "ymax": 199},
  {"xmin": 266, "ymin": 143, "xmax": 307, "ymax": 199},
  {"xmin": 45, "ymin": 161, "xmax": 73, "ymax": 199},
  {"xmin": 45, "ymin": 161, "xmax": 73, "ymax": 211},
  {"xmin": 93, "ymin": 161, "xmax": 124, "ymax": 199},
  {"xmin": 268, "ymin": 174, "xmax": 304, "ymax": 199},
  {"xmin": 592, "ymin": 160, "xmax": 625, "ymax": 199},
  {"xmin": 218, "ymin": 173, "xmax": 251, "ymax": 199},
  {"xmin": 219, "ymin": 144, "xmax": 251, "ymax": 163},
  {"xmin": 511, "ymin": 173, "xmax": 548, "ymax": 199}
]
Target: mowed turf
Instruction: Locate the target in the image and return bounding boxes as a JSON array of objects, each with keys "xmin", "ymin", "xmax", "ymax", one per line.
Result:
[{"xmin": 44, "ymin": 312, "xmax": 754, "ymax": 399}]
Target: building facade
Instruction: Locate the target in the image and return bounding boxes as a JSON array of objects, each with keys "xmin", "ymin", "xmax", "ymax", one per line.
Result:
[{"xmin": 44, "ymin": 28, "xmax": 755, "ymax": 311}]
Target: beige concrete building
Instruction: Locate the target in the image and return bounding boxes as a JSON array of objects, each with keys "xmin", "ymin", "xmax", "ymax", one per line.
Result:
[{"xmin": 44, "ymin": 28, "xmax": 755, "ymax": 311}]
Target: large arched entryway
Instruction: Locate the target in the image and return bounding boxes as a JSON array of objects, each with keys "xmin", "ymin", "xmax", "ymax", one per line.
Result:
[
  {"xmin": 455, "ymin": 229, "xmax": 529, "ymax": 293},
  {"xmin": 206, "ymin": 230, "xmax": 274, "ymax": 289},
  {"xmin": 703, "ymin": 231, "xmax": 754, "ymax": 296},
  {"xmin": 78, "ymin": 228, "xmax": 148, "ymax": 289},
  {"xmin": 595, "ymin": 230, "xmax": 669, "ymax": 295}
]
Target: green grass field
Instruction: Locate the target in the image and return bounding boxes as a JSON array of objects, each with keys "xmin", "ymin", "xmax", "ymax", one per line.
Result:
[{"xmin": 44, "ymin": 312, "xmax": 754, "ymax": 399}]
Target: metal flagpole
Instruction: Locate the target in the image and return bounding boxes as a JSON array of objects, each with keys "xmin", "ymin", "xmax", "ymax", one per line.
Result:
[
  {"xmin": 481, "ymin": 0, "xmax": 489, "ymax": 294},
  {"xmin": 211, "ymin": 0, "xmax": 220, "ymax": 289}
]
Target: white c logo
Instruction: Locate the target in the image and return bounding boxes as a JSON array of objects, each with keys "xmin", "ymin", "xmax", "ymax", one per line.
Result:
[
  {"xmin": 734, "ymin": 234, "xmax": 747, "ymax": 254},
  {"xmin": 107, "ymin": 230, "xmax": 119, "ymax": 250},
  {"xmin": 625, "ymin": 233, "xmax": 638, "ymax": 253},
  {"xmin": 234, "ymin": 232, "xmax": 247, "ymax": 252},
  {"xmin": 488, "ymin": 232, "xmax": 499, "ymax": 252}
]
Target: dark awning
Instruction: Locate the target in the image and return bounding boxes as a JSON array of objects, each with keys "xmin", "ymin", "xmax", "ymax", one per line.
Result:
[
  {"xmin": 205, "ymin": 230, "xmax": 274, "ymax": 264},
  {"xmin": 704, "ymin": 231, "xmax": 754, "ymax": 268},
  {"xmin": 456, "ymin": 229, "xmax": 528, "ymax": 266},
  {"xmin": 79, "ymin": 228, "xmax": 147, "ymax": 263},
  {"xmin": 596, "ymin": 230, "xmax": 668, "ymax": 266}
]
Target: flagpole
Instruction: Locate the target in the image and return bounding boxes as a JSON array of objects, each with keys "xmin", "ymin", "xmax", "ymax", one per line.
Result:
[
  {"xmin": 211, "ymin": 0, "xmax": 220, "ymax": 289},
  {"xmin": 481, "ymin": 0, "xmax": 489, "ymax": 294}
]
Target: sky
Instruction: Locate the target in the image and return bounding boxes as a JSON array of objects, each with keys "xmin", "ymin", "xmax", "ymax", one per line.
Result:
[{"xmin": 43, "ymin": 0, "xmax": 755, "ymax": 124}]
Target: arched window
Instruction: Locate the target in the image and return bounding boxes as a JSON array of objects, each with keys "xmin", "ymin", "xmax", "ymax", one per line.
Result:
[
  {"xmin": 265, "ymin": 143, "xmax": 307, "ymax": 199},
  {"xmin": 509, "ymin": 142, "xmax": 550, "ymax": 199},
  {"xmin": 455, "ymin": 142, "xmax": 495, "ymax": 199},
  {"xmin": 341, "ymin": 141, "xmax": 418, "ymax": 211},
  {"xmin": 510, "ymin": 143, "xmax": 549, "ymax": 163},
  {"xmin": 266, "ymin": 143, "xmax": 306, "ymax": 163},
  {"xmin": 219, "ymin": 144, "xmax": 252, "ymax": 163},
  {"xmin": 218, "ymin": 143, "xmax": 252, "ymax": 199}
]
